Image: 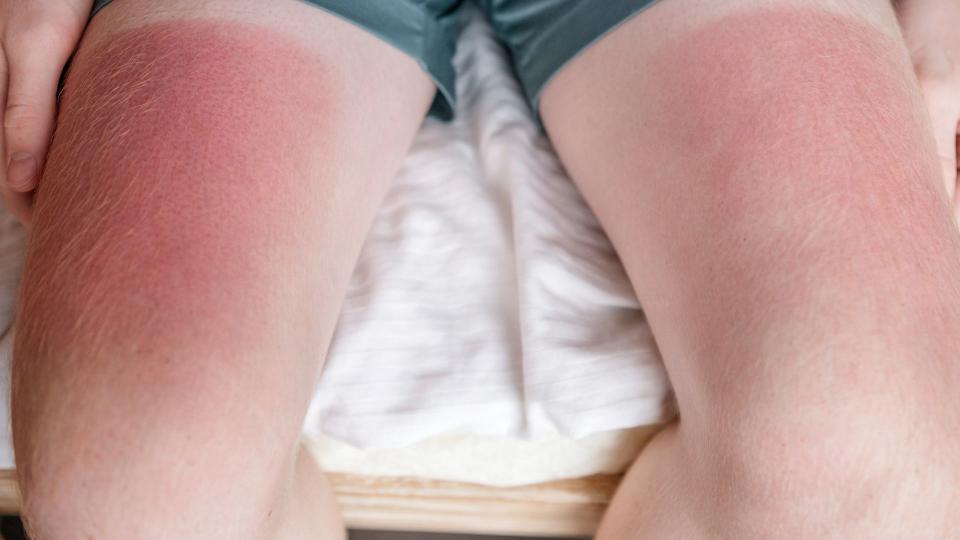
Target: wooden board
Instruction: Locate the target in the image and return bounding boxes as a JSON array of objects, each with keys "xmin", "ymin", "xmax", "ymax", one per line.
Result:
[
  {"xmin": 0, "ymin": 469, "xmax": 619, "ymax": 537},
  {"xmin": 0, "ymin": 470, "xmax": 19, "ymax": 515}
]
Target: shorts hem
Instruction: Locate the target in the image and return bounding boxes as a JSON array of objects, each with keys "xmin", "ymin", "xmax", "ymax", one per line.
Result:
[
  {"xmin": 517, "ymin": 0, "xmax": 664, "ymax": 118},
  {"xmin": 89, "ymin": 0, "xmax": 458, "ymax": 120}
]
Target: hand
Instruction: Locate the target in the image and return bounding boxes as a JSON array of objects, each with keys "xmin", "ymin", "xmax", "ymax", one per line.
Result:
[
  {"xmin": 1, "ymin": 0, "xmax": 92, "ymax": 225},
  {"xmin": 897, "ymin": 0, "xmax": 960, "ymax": 219}
]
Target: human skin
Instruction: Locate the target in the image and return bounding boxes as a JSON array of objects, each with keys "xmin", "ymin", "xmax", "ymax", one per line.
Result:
[
  {"xmin": 11, "ymin": 0, "xmax": 434, "ymax": 538},
  {"xmin": 896, "ymin": 0, "xmax": 960, "ymax": 210},
  {"xmin": 541, "ymin": 0, "xmax": 960, "ymax": 537},
  {"xmin": 0, "ymin": 0, "xmax": 93, "ymax": 224},
  {"xmin": 7, "ymin": 0, "xmax": 960, "ymax": 538}
]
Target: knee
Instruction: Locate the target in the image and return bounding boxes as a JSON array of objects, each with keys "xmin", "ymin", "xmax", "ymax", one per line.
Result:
[
  {"xmin": 13, "ymin": 281, "xmax": 311, "ymax": 538},
  {"xmin": 690, "ymin": 383, "xmax": 960, "ymax": 535},
  {"xmin": 599, "ymin": 390, "xmax": 959, "ymax": 538},
  {"xmin": 14, "ymin": 365, "xmax": 302, "ymax": 539}
]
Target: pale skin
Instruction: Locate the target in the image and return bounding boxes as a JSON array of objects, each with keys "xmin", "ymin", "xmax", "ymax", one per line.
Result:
[{"xmin": 2, "ymin": 0, "xmax": 959, "ymax": 539}]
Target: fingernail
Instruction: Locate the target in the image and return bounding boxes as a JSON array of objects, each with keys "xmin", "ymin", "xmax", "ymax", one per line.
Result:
[{"xmin": 7, "ymin": 153, "xmax": 37, "ymax": 190}]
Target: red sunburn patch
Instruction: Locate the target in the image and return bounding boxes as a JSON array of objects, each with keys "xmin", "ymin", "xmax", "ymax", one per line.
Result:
[
  {"xmin": 652, "ymin": 8, "xmax": 927, "ymax": 183},
  {"xmin": 606, "ymin": 7, "xmax": 960, "ymax": 361},
  {"xmin": 644, "ymin": 7, "xmax": 946, "ymax": 257},
  {"xmin": 29, "ymin": 19, "xmax": 337, "ymax": 348}
]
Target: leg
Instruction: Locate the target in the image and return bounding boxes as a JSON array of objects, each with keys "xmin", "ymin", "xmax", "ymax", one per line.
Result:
[
  {"xmin": 541, "ymin": 0, "xmax": 960, "ymax": 536},
  {"xmin": 11, "ymin": 0, "xmax": 434, "ymax": 537}
]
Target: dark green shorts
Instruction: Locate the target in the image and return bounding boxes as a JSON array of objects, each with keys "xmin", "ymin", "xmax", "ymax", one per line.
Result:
[{"xmin": 90, "ymin": 0, "xmax": 661, "ymax": 119}]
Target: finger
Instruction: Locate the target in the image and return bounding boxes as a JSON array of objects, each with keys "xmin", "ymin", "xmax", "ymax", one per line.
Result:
[
  {"xmin": 1, "ymin": 184, "xmax": 33, "ymax": 226},
  {"xmin": 3, "ymin": 26, "xmax": 72, "ymax": 193},
  {"xmin": 0, "ymin": 45, "xmax": 8, "ymax": 184},
  {"xmin": 931, "ymin": 112, "xmax": 959, "ymax": 201},
  {"xmin": 920, "ymin": 83, "xmax": 960, "ymax": 201},
  {"xmin": 0, "ymin": 59, "xmax": 33, "ymax": 227},
  {"xmin": 954, "ymin": 135, "xmax": 960, "ymax": 225}
]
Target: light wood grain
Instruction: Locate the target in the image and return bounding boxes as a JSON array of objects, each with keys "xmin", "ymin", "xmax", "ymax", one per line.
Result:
[
  {"xmin": 0, "ymin": 470, "xmax": 20, "ymax": 515},
  {"xmin": 0, "ymin": 468, "xmax": 618, "ymax": 536},
  {"xmin": 331, "ymin": 472, "xmax": 619, "ymax": 537}
]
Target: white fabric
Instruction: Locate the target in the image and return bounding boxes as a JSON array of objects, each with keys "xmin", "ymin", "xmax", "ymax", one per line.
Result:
[
  {"xmin": 305, "ymin": 7, "xmax": 673, "ymax": 447},
  {"xmin": 0, "ymin": 7, "xmax": 674, "ymax": 471},
  {"xmin": 0, "ymin": 213, "xmax": 24, "ymax": 470},
  {"xmin": 308, "ymin": 426, "xmax": 660, "ymax": 487}
]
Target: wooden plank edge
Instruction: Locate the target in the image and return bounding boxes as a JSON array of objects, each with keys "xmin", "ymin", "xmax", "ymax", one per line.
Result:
[{"xmin": 0, "ymin": 469, "xmax": 618, "ymax": 537}]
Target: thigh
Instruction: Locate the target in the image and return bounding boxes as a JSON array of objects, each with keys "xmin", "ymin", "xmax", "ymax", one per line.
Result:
[
  {"xmin": 541, "ymin": 0, "xmax": 960, "ymax": 534},
  {"xmin": 541, "ymin": 0, "xmax": 960, "ymax": 428},
  {"xmin": 12, "ymin": 0, "xmax": 433, "ymax": 531}
]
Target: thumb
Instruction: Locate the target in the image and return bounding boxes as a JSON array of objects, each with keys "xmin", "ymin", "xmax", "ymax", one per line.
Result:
[
  {"xmin": 920, "ymin": 80, "xmax": 960, "ymax": 201},
  {"xmin": 954, "ymin": 134, "xmax": 960, "ymax": 223},
  {"xmin": 931, "ymin": 109, "xmax": 959, "ymax": 201},
  {"xmin": 3, "ymin": 27, "xmax": 72, "ymax": 193}
]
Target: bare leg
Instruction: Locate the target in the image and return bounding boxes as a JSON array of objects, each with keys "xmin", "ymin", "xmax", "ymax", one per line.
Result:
[
  {"xmin": 541, "ymin": 0, "xmax": 960, "ymax": 536},
  {"xmin": 11, "ymin": 0, "xmax": 434, "ymax": 537}
]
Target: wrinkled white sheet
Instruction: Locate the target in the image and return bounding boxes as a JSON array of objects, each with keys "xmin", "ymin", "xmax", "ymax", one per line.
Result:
[{"xmin": 0, "ymin": 7, "xmax": 673, "ymax": 472}]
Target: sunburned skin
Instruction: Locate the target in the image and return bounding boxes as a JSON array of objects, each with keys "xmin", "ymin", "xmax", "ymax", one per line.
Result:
[
  {"xmin": 11, "ymin": 21, "xmax": 344, "ymax": 536},
  {"xmin": 11, "ymin": 10, "xmax": 434, "ymax": 537},
  {"xmin": 17, "ymin": 20, "xmax": 337, "ymax": 359},
  {"xmin": 536, "ymin": 7, "xmax": 960, "ymax": 537},
  {"xmin": 542, "ymin": 4, "xmax": 960, "ymax": 458},
  {"xmin": 626, "ymin": 7, "xmax": 960, "ymax": 363}
]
